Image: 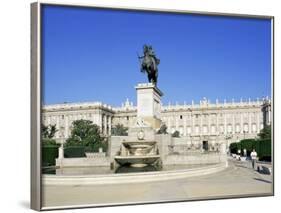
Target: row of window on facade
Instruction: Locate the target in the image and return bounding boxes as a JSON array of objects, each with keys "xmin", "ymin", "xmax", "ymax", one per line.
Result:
[
  {"xmin": 168, "ymin": 123, "xmax": 263, "ymax": 135},
  {"xmin": 44, "ymin": 110, "xmax": 261, "ymax": 121},
  {"xmin": 163, "ymin": 112, "xmax": 261, "ymax": 121},
  {"xmin": 43, "ymin": 114, "xmax": 94, "ymax": 120},
  {"xmin": 43, "ymin": 113, "xmax": 114, "ymax": 123}
]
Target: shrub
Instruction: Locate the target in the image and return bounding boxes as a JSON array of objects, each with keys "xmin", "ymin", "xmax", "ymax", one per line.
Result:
[
  {"xmin": 172, "ymin": 130, "xmax": 180, "ymax": 138},
  {"xmin": 240, "ymin": 139, "xmax": 255, "ymax": 154},
  {"xmin": 253, "ymin": 139, "xmax": 271, "ymax": 160},
  {"xmin": 42, "ymin": 138, "xmax": 58, "ymax": 146},
  {"xmin": 84, "ymin": 140, "xmax": 108, "ymax": 153},
  {"xmin": 157, "ymin": 124, "xmax": 168, "ymax": 134},
  {"xmin": 42, "ymin": 145, "xmax": 59, "ymax": 167},
  {"xmin": 64, "ymin": 146, "xmax": 86, "ymax": 158},
  {"xmin": 229, "ymin": 142, "xmax": 238, "ymax": 154},
  {"xmin": 229, "ymin": 138, "xmax": 271, "ymax": 161}
]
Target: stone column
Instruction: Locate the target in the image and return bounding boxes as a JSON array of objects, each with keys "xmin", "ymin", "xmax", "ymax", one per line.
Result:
[
  {"xmin": 249, "ymin": 112, "xmax": 252, "ymax": 134},
  {"xmin": 183, "ymin": 115, "xmax": 187, "ymax": 136},
  {"xmin": 108, "ymin": 116, "xmax": 112, "ymax": 135},
  {"xmin": 93, "ymin": 114, "xmax": 98, "ymax": 125},
  {"xmin": 220, "ymin": 142, "xmax": 227, "ymax": 154},
  {"xmin": 268, "ymin": 107, "xmax": 271, "ymax": 124},
  {"xmin": 58, "ymin": 143, "xmax": 64, "ymax": 159},
  {"xmin": 65, "ymin": 115, "xmax": 69, "ymax": 137},
  {"xmin": 216, "ymin": 113, "xmax": 219, "ymax": 135},
  {"xmin": 200, "ymin": 114, "xmax": 203, "ymax": 135},
  {"xmin": 175, "ymin": 117, "xmax": 179, "ymax": 132},
  {"xmin": 224, "ymin": 113, "xmax": 227, "ymax": 135},
  {"xmin": 98, "ymin": 112, "xmax": 102, "ymax": 129},
  {"xmin": 56, "ymin": 116, "xmax": 60, "ymax": 138},
  {"xmin": 232, "ymin": 113, "xmax": 235, "ymax": 134},
  {"xmin": 168, "ymin": 116, "xmax": 171, "ymax": 133},
  {"xmin": 104, "ymin": 115, "xmax": 107, "ymax": 135},
  {"xmin": 192, "ymin": 114, "xmax": 195, "ymax": 135},
  {"xmin": 240, "ymin": 112, "xmax": 243, "ymax": 134},
  {"xmin": 207, "ymin": 114, "xmax": 210, "ymax": 135}
]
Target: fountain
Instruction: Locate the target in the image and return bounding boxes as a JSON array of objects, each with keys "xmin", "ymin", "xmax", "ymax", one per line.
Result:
[
  {"xmin": 114, "ymin": 140, "xmax": 160, "ymax": 167},
  {"xmin": 113, "ymin": 83, "xmax": 164, "ymax": 168}
]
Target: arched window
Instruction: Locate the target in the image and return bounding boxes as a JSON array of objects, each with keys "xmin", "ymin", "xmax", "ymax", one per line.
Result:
[
  {"xmin": 211, "ymin": 125, "xmax": 216, "ymax": 134},
  {"xmin": 195, "ymin": 125, "xmax": 200, "ymax": 134},
  {"xmin": 219, "ymin": 125, "xmax": 224, "ymax": 133},
  {"xmin": 252, "ymin": 123, "xmax": 257, "ymax": 132},
  {"xmin": 235, "ymin": 124, "xmax": 240, "ymax": 133},
  {"xmin": 227, "ymin": 124, "xmax": 232, "ymax": 133},
  {"xmin": 187, "ymin": 126, "xmax": 191, "ymax": 135},
  {"xmin": 243, "ymin": 123, "xmax": 249, "ymax": 132},
  {"xmin": 203, "ymin": 125, "xmax": 208, "ymax": 134},
  {"xmin": 179, "ymin": 127, "xmax": 183, "ymax": 135}
]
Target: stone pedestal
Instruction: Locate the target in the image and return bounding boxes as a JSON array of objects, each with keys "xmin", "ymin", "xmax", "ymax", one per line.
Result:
[
  {"xmin": 135, "ymin": 83, "xmax": 163, "ymax": 129},
  {"xmin": 58, "ymin": 144, "xmax": 64, "ymax": 159}
]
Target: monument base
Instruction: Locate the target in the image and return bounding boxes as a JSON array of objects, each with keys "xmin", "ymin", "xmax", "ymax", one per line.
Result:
[
  {"xmin": 135, "ymin": 83, "xmax": 163, "ymax": 122},
  {"xmin": 142, "ymin": 116, "xmax": 162, "ymax": 129}
]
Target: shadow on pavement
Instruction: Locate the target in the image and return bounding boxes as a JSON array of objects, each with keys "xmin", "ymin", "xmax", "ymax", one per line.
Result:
[{"xmin": 253, "ymin": 178, "xmax": 272, "ymax": 184}]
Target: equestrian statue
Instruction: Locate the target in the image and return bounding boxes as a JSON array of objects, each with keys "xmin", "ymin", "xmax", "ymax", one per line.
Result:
[{"xmin": 138, "ymin": 45, "xmax": 160, "ymax": 85}]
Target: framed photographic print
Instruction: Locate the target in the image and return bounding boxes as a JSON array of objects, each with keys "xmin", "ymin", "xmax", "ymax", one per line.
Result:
[{"xmin": 31, "ymin": 1, "xmax": 274, "ymax": 211}]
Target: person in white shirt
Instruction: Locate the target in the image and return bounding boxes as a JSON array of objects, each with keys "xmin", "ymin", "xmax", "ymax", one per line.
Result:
[{"xmin": 250, "ymin": 149, "xmax": 258, "ymax": 170}]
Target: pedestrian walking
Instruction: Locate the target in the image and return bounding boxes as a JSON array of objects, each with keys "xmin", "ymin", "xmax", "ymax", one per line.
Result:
[{"xmin": 250, "ymin": 149, "xmax": 258, "ymax": 170}]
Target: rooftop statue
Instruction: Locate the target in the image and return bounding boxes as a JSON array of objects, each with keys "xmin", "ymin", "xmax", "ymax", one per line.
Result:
[{"xmin": 138, "ymin": 45, "xmax": 160, "ymax": 85}]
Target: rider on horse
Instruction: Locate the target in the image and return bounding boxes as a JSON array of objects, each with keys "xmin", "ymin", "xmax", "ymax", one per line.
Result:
[{"xmin": 138, "ymin": 45, "xmax": 160, "ymax": 85}]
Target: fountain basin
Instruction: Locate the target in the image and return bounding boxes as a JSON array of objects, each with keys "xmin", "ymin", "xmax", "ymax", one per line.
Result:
[
  {"xmin": 122, "ymin": 141, "xmax": 157, "ymax": 156},
  {"xmin": 115, "ymin": 155, "xmax": 160, "ymax": 167}
]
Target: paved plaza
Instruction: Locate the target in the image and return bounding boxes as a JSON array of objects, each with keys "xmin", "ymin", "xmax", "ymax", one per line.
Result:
[{"xmin": 42, "ymin": 159, "xmax": 273, "ymax": 208}]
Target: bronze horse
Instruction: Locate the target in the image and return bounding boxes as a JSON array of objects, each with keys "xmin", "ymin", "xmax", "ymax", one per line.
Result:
[
  {"xmin": 141, "ymin": 55, "xmax": 158, "ymax": 85},
  {"xmin": 139, "ymin": 45, "xmax": 160, "ymax": 85}
]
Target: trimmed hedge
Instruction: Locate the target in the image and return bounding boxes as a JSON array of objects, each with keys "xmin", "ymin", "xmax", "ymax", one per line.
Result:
[
  {"xmin": 229, "ymin": 138, "xmax": 271, "ymax": 161},
  {"xmin": 42, "ymin": 145, "xmax": 59, "ymax": 167},
  {"xmin": 253, "ymin": 139, "xmax": 271, "ymax": 161},
  {"xmin": 42, "ymin": 144, "xmax": 108, "ymax": 166},
  {"xmin": 64, "ymin": 146, "xmax": 86, "ymax": 158},
  {"xmin": 42, "ymin": 138, "xmax": 57, "ymax": 146},
  {"xmin": 64, "ymin": 143, "xmax": 108, "ymax": 157},
  {"xmin": 229, "ymin": 143, "xmax": 238, "ymax": 154}
]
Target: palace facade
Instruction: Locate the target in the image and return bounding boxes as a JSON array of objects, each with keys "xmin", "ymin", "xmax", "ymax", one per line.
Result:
[{"xmin": 42, "ymin": 97, "xmax": 271, "ymax": 146}]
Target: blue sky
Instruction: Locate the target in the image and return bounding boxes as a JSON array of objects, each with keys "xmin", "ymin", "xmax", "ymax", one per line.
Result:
[{"xmin": 42, "ymin": 5, "xmax": 272, "ymax": 106}]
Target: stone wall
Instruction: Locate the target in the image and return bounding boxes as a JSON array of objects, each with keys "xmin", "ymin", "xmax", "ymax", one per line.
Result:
[
  {"xmin": 155, "ymin": 134, "xmax": 171, "ymax": 162},
  {"xmin": 56, "ymin": 157, "xmax": 110, "ymax": 168},
  {"xmin": 164, "ymin": 153, "xmax": 227, "ymax": 165},
  {"xmin": 108, "ymin": 136, "xmax": 128, "ymax": 163}
]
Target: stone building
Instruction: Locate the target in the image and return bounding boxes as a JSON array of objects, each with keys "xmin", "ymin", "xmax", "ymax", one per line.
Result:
[{"xmin": 42, "ymin": 97, "xmax": 271, "ymax": 146}]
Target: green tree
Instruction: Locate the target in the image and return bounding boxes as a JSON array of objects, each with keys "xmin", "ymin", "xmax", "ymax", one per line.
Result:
[
  {"xmin": 258, "ymin": 125, "xmax": 271, "ymax": 139},
  {"xmin": 42, "ymin": 124, "xmax": 49, "ymax": 138},
  {"xmin": 111, "ymin": 123, "xmax": 128, "ymax": 136},
  {"xmin": 41, "ymin": 124, "xmax": 58, "ymax": 145},
  {"xmin": 172, "ymin": 130, "xmax": 180, "ymax": 138},
  {"xmin": 41, "ymin": 124, "xmax": 58, "ymax": 139},
  {"xmin": 229, "ymin": 142, "xmax": 238, "ymax": 154},
  {"xmin": 66, "ymin": 119, "xmax": 106, "ymax": 152},
  {"xmin": 157, "ymin": 124, "xmax": 168, "ymax": 134},
  {"xmin": 42, "ymin": 124, "xmax": 58, "ymax": 140}
]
